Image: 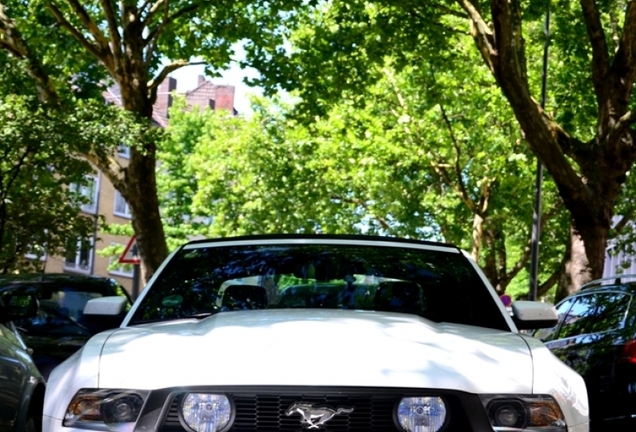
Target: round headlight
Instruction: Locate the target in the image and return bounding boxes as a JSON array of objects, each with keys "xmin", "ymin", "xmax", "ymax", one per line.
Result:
[
  {"xmin": 181, "ymin": 393, "xmax": 232, "ymax": 432},
  {"xmin": 397, "ymin": 396, "xmax": 447, "ymax": 432}
]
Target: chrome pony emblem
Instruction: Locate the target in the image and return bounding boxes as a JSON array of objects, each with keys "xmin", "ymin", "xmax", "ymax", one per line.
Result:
[{"xmin": 285, "ymin": 402, "xmax": 354, "ymax": 429}]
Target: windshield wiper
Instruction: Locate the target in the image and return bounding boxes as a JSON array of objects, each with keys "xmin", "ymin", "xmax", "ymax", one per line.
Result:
[{"xmin": 181, "ymin": 312, "xmax": 215, "ymax": 320}]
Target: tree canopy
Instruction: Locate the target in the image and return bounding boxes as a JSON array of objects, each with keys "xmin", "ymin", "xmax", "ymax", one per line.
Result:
[
  {"xmin": 0, "ymin": 53, "xmax": 97, "ymax": 272},
  {"xmin": 241, "ymin": 0, "xmax": 636, "ymax": 291},
  {"xmin": 0, "ymin": 0, "xmax": 306, "ymax": 280},
  {"xmin": 159, "ymin": 55, "xmax": 569, "ymax": 298}
]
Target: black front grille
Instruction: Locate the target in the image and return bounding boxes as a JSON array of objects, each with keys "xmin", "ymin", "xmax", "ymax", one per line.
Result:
[
  {"xmin": 163, "ymin": 393, "xmax": 396, "ymax": 431},
  {"xmin": 233, "ymin": 393, "xmax": 396, "ymax": 431},
  {"xmin": 153, "ymin": 387, "xmax": 477, "ymax": 432}
]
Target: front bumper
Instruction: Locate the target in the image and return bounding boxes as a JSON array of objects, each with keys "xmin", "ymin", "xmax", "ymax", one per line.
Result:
[{"xmin": 43, "ymin": 385, "xmax": 589, "ymax": 432}]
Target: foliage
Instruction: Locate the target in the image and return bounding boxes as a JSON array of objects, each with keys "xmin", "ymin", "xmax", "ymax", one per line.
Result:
[
  {"xmin": 160, "ymin": 50, "xmax": 568, "ymax": 296},
  {"xmin": 0, "ymin": 54, "xmax": 94, "ymax": 272},
  {"xmin": 0, "ymin": 49, "xmax": 158, "ymax": 273},
  {"xmin": 0, "ymin": 0, "xmax": 314, "ymax": 279},
  {"xmin": 241, "ymin": 0, "xmax": 636, "ymax": 288}
]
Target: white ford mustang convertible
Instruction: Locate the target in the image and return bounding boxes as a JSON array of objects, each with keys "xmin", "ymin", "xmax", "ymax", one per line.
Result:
[{"xmin": 43, "ymin": 234, "xmax": 589, "ymax": 432}]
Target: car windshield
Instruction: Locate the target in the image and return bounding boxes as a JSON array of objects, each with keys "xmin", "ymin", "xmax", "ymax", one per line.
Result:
[
  {"xmin": 129, "ymin": 242, "xmax": 509, "ymax": 330},
  {"xmin": 0, "ymin": 277, "xmax": 132, "ymax": 324}
]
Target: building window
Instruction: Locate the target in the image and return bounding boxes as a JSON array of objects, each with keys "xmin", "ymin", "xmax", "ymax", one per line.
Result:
[
  {"xmin": 108, "ymin": 243, "xmax": 134, "ymax": 278},
  {"xmin": 64, "ymin": 237, "xmax": 93, "ymax": 273},
  {"xmin": 114, "ymin": 190, "xmax": 132, "ymax": 218},
  {"xmin": 70, "ymin": 174, "xmax": 99, "ymax": 214},
  {"xmin": 118, "ymin": 144, "xmax": 130, "ymax": 159}
]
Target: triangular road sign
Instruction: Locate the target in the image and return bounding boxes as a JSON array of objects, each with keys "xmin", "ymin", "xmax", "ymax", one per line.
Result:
[{"xmin": 119, "ymin": 235, "xmax": 140, "ymax": 264}]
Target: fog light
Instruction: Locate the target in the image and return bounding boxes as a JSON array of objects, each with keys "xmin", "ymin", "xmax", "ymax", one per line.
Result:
[
  {"xmin": 181, "ymin": 393, "xmax": 232, "ymax": 432},
  {"xmin": 103, "ymin": 393, "xmax": 144, "ymax": 423},
  {"xmin": 491, "ymin": 401, "xmax": 526, "ymax": 428},
  {"xmin": 397, "ymin": 397, "xmax": 447, "ymax": 432}
]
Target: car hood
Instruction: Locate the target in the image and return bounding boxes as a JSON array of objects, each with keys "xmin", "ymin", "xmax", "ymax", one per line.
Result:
[{"xmin": 98, "ymin": 309, "xmax": 532, "ymax": 392}]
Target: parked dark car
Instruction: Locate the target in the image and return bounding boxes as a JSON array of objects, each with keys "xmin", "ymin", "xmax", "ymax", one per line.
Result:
[
  {"xmin": 0, "ymin": 273, "xmax": 133, "ymax": 378},
  {"xmin": 0, "ymin": 291, "xmax": 46, "ymax": 432},
  {"xmin": 533, "ymin": 275, "xmax": 636, "ymax": 429}
]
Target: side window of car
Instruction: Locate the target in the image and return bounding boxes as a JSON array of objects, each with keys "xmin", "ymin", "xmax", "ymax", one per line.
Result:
[
  {"xmin": 588, "ymin": 292, "xmax": 631, "ymax": 334},
  {"xmin": 557, "ymin": 295, "xmax": 598, "ymax": 339},
  {"xmin": 534, "ymin": 298, "xmax": 576, "ymax": 341}
]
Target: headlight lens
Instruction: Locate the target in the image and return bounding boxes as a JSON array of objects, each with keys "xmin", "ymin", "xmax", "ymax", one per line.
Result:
[
  {"xmin": 64, "ymin": 389, "xmax": 148, "ymax": 431},
  {"xmin": 397, "ymin": 396, "xmax": 447, "ymax": 432},
  {"xmin": 181, "ymin": 393, "xmax": 232, "ymax": 432},
  {"xmin": 480, "ymin": 395, "xmax": 567, "ymax": 431}
]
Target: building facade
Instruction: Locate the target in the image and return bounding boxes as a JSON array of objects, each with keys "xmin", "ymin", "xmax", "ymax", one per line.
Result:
[{"xmin": 41, "ymin": 76, "xmax": 236, "ymax": 295}]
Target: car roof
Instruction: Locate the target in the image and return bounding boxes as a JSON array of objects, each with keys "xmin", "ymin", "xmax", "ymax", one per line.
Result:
[
  {"xmin": 0, "ymin": 273, "xmax": 117, "ymax": 290},
  {"xmin": 579, "ymin": 274, "xmax": 636, "ymax": 293},
  {"xmin": 184, "ymin": 233, "xmax": 458, "ymax": 250}
]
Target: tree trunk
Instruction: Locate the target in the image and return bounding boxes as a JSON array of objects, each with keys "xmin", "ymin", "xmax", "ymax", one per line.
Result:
[
  {"xmin": 126, "ymin": 147, "xmax": 169, "ymax": 282},
  {"xmin": 459, "ymin": 0, "xmax": 636, "ymax": 286},
  {"xmin": 555, "ymin": 224, "xmax": 594, "ymax": 302},
  {"xmin": 112, "ymin": 66, "xmax": 169, "ymax": 282}
]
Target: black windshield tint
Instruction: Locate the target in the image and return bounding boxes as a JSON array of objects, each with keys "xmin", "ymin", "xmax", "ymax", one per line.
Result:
[{"xmin": 129, "ymin": 243, "xmax": 508, "ymax": 330}]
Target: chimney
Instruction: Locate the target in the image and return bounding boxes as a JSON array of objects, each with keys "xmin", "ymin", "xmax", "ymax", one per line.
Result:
[
  {"xmin": 213, "ymin": 85, "xmax": 235, "ymax": 112},
  {"xmin": 198, "ymin": 75, "xmax": 206, "ymax": 86},
  {"xmin": 154, "ymin": 76, "xmax": 177, "ymax": 118}
]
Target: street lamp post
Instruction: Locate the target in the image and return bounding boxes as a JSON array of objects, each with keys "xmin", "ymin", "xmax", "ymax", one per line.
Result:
[{"xmin": 529, "ymin": 7, "xmax": 551, "ymax": 301}]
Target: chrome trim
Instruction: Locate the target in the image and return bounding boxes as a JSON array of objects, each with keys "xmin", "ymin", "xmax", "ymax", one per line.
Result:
[{"xmin": 285, "ymin": 402, "xmax": 354, "ymax": 429}]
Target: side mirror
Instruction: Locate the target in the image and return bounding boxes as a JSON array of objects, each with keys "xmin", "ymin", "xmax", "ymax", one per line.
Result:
[
  {"xmin": 0, "ymin": 293, "xmax": 39, "ymax": 323},
  {"xmin": 511, "ymin": 301, "xmax": 558, "ymax": 330},
  {"xmin": 81, "ymin": 296, "xmax": 129, "ymax": 333},
  {"xmin": 83, "ymin": 296, "xmax": 128, "ymax": 316}
]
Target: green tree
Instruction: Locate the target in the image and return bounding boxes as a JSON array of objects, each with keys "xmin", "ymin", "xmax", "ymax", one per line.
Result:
[
  {"xmin": 0, "ymin": 54, "xmax": 95, "ymax": 272},
  {"xmin": 0, "ymin": 0, "xmax": 302, "ymax": 280},
  {"xmin": 160, "ymin": 60, "xmax": 569, "ymax": 297},
  {"xmin": 244, "ymin": 0, "xmax": 636, "ymax": 293}
]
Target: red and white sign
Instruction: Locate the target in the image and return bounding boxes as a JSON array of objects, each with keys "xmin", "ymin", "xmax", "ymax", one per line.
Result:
[{"xmin": 119, "ymin": 235, "xmax": 141, "ymax": 264}]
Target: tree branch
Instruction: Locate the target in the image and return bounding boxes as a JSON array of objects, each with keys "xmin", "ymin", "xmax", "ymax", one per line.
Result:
[
  {"xmin": 100, "ymin": 0, "xmax": 123, "ymax": 63},
  {"xmin": 461, "ymin": 0, "xmax": 588, "ymax": 221},
  {"xmin": 144, "ymin": 3, "xmax": 199, "ymax": 67},
  {"xmin": 537, "ymin": 256, "xmax": 565, "ymax": 298},
  {"xmin": 408, "ymin": 9, "xmax": 468, "ymax": 36},
  {"xmin": 83, "ymin": 151, "xmax": 127, "ymax": 192},
  {"xmin": 455, "ymin": 0, "xmax": 496, "ymax": 74},
  {"xmin": 46, "ymin": 2, "xmax": 108, "ymax": 64},
  {"xmin": 148, "ymin": 60, "xmax": 205, "ymax": 101},
  {"xmin": 434, "ymin": 3, "xmax": 468, "ymax": 19},
  {"xmin": 62, "ymin": 0, "xmax": 109, "ymax": 47},
  {"xmin": 439, "ymin": 103, "xmax": 480, "ymax": 215},
  {"xmin": 144, "ymin": 2, "xmax": 199, "ymax": 53},
  {"xmin": 602, "ymin": 110, "xmax": 636, "ymax": 148},
  {"xmin": 611, "ymin": 1, "xmax": 636, "ymax": 113},
  {"xmin": 143, "ymin": 0, "xmax": 170, "ymax": 23},
  {"xmin": 502, "ymin": 201, "xmax": 563, "ymax": 288},
  {"xmin": 579, "ymin": 0, "xmax": 611, "ymax": 116},
  {"xmin": 0, "ymin": 4, "xmax": 59, "ymax": 103}
]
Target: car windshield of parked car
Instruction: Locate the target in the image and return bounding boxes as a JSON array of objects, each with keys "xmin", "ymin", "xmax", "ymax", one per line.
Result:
[
  {"xmin": 0, "ymin": 277, "xmax": 132, "ymax": 324},
  {"xmin": 129, "ymin": 243, "xmax": 509, "ymax": 330}
]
